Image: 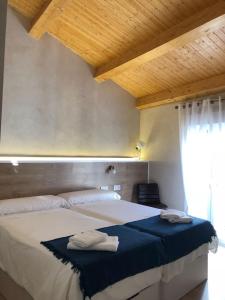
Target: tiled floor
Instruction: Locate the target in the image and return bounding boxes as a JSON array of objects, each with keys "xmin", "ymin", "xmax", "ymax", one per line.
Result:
[{"xmin": 181, "ymin": 246, "xmax": 225, "ymax": 300}]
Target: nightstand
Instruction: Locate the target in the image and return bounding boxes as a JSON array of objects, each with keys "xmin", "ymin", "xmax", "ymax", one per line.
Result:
[{"xmin": 136, "ymin": 183, "xmax": 167, "ymax": 209}]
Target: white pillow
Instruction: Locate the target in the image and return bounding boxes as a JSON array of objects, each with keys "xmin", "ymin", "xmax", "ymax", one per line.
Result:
[
  {"xmin": 58, "ymin": 189, "xmax": 121, "ymax": 206},
  {"xmin": 0, "ymin": 195, "xmax": 68, "ymax": 216}
]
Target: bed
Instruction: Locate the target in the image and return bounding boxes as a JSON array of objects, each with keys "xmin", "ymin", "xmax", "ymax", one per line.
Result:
[
  {"xmin": 0, "ymin": 191, "xmax": 215, "ymax": 300},
  {"xmin": 0, "ymin": 206, "xmax": 163, "ymax": 300},
  {"xmin": 65, "ymin": 192, "xmax": 214, "ymax": 300}
]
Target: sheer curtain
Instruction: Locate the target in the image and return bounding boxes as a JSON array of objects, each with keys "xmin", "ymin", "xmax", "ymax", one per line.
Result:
[{"xmin": 178, "ymin": 97, "xmax": 225, "ymax": 244}]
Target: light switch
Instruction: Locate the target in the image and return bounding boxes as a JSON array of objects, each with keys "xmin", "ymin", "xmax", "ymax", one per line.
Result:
[
  {"xmin": 114, "ymin": 185, "xmax": 121, "ymax": 191},
  {"xmin": 100, "ymin": 186, "xmax": 109, "ymax": 190}
]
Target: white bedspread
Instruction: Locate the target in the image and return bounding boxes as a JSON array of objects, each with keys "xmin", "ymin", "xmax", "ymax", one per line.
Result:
[
  {"xmin": 0, "ymin": 208, "xmax": 162, "ymax": 300},
  {"xmin": 71, "ymin": 200, "xmax": 209, "ymax": 282}
]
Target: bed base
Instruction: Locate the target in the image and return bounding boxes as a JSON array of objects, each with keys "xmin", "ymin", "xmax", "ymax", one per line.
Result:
[
  {"xmin": 132, "ymin": 254, "xmax": 208, "ymax": 300},
  {"xmin": 0, "ymin": 255, "xmax": 207, "ymax": 300},
  {"xmin": 160, "ymin": 254, "xmax": 207, "ymax": 300},
  {"xmin": 0, "ymin": 268, "xmax": 32, "ymax": 300}
]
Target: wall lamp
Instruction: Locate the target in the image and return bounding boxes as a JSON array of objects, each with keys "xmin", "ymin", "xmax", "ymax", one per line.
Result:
[
  {"xmin": 136, "ymin": 141, "xmax": 145, "ymax": 152},
  {"xmin": 106, "ymin": 165, "xmax": 117, "ymax": 174}
]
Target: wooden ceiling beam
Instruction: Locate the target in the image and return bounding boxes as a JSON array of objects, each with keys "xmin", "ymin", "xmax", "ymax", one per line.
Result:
[
  {"xmin": 95, "ymin": 1, "xmax": 225, "ymax": 83},
  {"xmin": 136, "ymin": 73, "xmax": 225, "ymax": 109},
  {"xmin": 29, "ymin": 0, "xmax": 71, "ymax": 39}
]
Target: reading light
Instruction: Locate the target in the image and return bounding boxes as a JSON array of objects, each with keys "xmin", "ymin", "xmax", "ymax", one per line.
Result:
[
  {"xmin": 106, "ymin": 165, "xmax": 117, "ymax": 174},
  {"xmin": 0, "ymin": 156, "xmax": 140, "ymax": 166}
]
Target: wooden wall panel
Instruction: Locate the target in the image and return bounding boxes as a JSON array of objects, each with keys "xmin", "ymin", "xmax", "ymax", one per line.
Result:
[{"xmin": 0, "ymin": 162, "xmax": 148, "ymax": 202}]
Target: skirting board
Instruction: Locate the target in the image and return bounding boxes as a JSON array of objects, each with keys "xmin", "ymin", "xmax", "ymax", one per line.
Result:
[{"xmin": 0, "ymin": 254, "xmax": 208, "ymax": 300}]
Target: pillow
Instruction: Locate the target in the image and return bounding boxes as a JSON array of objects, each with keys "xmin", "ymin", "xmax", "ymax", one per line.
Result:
[
  {"xmin": 0, "ymin": 195, "xmax": 68, "ymax": 216},
  {"xmin": 58, "ymin": 189, "xmax": 121, "ymax": 206}
]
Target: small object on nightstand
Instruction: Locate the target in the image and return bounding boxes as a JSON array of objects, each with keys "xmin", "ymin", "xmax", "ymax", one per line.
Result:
[{"xmin": 136, "ymin": 183, "xmax": 167, "ymax": 209}]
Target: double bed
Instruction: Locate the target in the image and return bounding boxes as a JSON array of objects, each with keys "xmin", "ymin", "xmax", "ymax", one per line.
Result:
[{"xmin": 0, "ymin": 190, "xmax": 216, "ymax": 300}]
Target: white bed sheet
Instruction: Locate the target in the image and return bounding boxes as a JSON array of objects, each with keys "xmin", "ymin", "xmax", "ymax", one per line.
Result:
[
  {"xmin": 0, "ymin": 208, "xmax": 162, "ymax": 300},
  {"xmin": 71, "ymin": 200, "xmax": 209, "ymax": 282},
  {"xmin": 71, "ymin": 199, "xmax": 160, "ymax": 224}
]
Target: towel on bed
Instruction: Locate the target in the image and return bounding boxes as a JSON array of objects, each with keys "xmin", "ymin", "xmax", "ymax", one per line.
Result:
[
  {"xmin": 160, "ymin": 209, "xmax": 192, "ymax": 223},
  {"xmin": 67, "ymin": 236, "xmax": 119, "ymax": 252},
  {"xmin": 69, "ymin": 230, "xmax": 108, "ymax": 248},
  {"xmin": 126, "ymin": 215, "xmax": 217, "ymax": 263},
  {"xmin": 41, "ymin": 225, "xmax": 166, "ymax": 299}
]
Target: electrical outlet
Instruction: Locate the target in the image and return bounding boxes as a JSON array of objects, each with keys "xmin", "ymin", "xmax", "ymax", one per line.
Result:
[
  {"xmin": 100, "ymin": 186, "xmax": 109, "ymax": 191},
  {"xmin": 114, "ymin": 185, "xmax": 121, "ymax": 191}
]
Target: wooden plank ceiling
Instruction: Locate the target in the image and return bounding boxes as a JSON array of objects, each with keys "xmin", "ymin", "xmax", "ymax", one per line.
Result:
[{"xmin": 8, "ymin": 0, "xmax": 225, "ymax": 109}]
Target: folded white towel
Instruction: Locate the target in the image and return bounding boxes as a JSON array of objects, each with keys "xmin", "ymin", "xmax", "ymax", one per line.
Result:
[
  {"xmin": 160, "ymin": 209, "xmax": 186, "ymax": 219},
  {"xmin": 69, "ymin": 230, "xmax": 108, "ymax": 248},
  {"xmin": 160, "ymin": 209, "xmax": 192, "ymax": 224},
  {"xmin": 169, "ymin": 216, "xmax": 193, "ymax": 224},
  {"xmin": 67, "ymin": 236, "xmax": 119, "ymax": 252}
]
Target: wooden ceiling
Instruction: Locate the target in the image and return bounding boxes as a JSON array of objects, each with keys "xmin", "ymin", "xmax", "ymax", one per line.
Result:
[{"xmin": 8, "ymin": 0, "xmax": 225, "ymax": 109}]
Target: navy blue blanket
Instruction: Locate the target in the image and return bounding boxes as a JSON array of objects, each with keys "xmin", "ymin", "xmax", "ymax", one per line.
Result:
[
  {"xmin": 126, "ymin": 215, "xmax": 216, "ymax": 263},
  {"xmin": 41, "ymin": 225, "xmax": 166, "ymax": 299}
]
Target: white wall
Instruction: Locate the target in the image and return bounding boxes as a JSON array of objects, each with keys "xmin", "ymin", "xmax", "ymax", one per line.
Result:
[
  {"xmin": 0, "ymin": 8, "xmax": 140, "ymax": 156},
  {"xmin": 140, "ymin": 104, "xmax": 186, "ymax": 210},
  {"xmin": 0, "ymin": 0, "xmax": 7, "ymax": 119}
]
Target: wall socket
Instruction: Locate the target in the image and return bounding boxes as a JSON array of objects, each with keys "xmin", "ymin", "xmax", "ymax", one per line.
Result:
[
  {"xmin": 100, "ymin": 186, "xmax": 109, "ymax": 190},
  {"xmin": 114, "ymin": 185, "xmax": 121, "ymax": 191}
]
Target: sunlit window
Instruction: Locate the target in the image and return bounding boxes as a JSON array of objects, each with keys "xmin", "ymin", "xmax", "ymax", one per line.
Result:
[{"xmin": 181, "ymin": 122, "xmax": 225, "ymax": 245}]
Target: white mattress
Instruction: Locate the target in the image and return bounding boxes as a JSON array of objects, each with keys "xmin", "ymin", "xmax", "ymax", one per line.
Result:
[
  {"xmin": 71, "ymin": 200, "xmax": 209, "ymax": 282},
  {"xmin": 0, "ymin": 208, "xmax": 162, "ymax": 300}
]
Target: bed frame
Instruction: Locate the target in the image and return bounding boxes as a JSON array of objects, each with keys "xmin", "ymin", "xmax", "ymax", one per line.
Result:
[{"xmin": 0, "ymin": 254, "xmax": 207, "ymax": 300}]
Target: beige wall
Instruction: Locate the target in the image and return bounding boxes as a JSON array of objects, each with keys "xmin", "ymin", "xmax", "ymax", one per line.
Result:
[
  {"xmin": 140, "ymin": 104, "xmax": 186, "ymax": 210},
  {"xmin": 0, "ymin": 8, "xmax": 139, "ymax": 157}
]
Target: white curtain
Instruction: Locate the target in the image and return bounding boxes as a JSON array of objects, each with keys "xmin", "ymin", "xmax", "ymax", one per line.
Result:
[{"xmin": 179, "ymin": 97, "xmax": 225, "ymax": 244}]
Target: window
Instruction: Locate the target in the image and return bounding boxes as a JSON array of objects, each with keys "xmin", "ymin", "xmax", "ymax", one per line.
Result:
[{"xmin": 179, "ymin": 99, "xmax": 225, "ymax": 245}]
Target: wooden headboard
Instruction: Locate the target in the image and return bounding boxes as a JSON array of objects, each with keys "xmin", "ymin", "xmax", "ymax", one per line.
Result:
[{"xmin": 0, "ymin": 162, "xmax": 148, "ymax": 201}]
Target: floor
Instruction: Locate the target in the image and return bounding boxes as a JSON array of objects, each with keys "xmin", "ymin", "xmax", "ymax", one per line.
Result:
[{"xmin": 181, "ymin": 246, "xmax": 225, "ymax": 300}]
